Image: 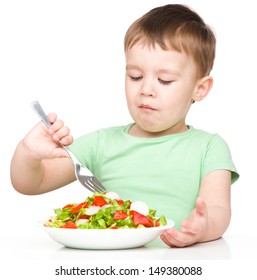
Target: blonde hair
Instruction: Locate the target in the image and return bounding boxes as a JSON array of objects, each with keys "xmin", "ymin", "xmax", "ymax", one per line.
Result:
[{"xmin": 124, "ymin": 4, "xmax": 216, "ymax": 78}]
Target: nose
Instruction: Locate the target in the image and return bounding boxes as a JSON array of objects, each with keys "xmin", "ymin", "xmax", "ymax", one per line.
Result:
[{"xmin": 141, "ymin": 78, "xmax": 156, "ymax": 97}]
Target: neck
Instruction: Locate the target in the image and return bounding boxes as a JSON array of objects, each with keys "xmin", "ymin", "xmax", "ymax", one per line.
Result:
[{"xmin": 129, "ymin": 123, "xmax": 189, "ymax": 138}]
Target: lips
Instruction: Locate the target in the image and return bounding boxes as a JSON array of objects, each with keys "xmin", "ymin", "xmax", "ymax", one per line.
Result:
[{"xmin": 139, "ymin": 104, "xmax": 156, "ymax": 111}]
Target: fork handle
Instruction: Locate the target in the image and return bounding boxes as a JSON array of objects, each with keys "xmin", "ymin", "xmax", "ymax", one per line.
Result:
[
  {"xmin": 31, "ymin": 101, "xmax": 51, "ymax": 127},
  {"xmin": 30, "ymin": 101, "xmax": 78, "ymax": 164}
]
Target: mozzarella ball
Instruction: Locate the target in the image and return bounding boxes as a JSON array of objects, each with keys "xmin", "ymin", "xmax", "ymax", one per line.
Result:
[{"xmin": 130, "ymin": 201, "xmax": 149, "ymax": 216}]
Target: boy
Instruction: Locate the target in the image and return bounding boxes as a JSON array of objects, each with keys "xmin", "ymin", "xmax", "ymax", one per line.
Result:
[{"xmin": 11, "ymin": 4, "xmax": 239, "ymax": 247}]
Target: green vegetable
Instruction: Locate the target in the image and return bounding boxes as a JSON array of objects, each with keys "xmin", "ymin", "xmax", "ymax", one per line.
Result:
[{"xmin": 44, "ymin": 192, "xmax": 167, "ymax": 229}]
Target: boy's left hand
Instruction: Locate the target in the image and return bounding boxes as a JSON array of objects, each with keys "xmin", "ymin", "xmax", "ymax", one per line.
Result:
[{"xmin": 160, "ymin": 197, "xmax": 208, "ymax": 247}]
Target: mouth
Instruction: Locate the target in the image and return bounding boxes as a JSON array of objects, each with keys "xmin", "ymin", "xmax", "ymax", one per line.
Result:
[{"xmin": 139, "ymin": 104, "xmax": 157, "ymax": 111}]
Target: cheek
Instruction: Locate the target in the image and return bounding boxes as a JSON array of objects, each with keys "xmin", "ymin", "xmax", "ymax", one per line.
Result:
[
  {"xmin": 125, "ymin": 80, "xmax": 131, "ymax": 99},
  {"xmin": 125, "ymin": 86, "xmax": 135, "ymax": 109},
  {"xmin": 160, "ymin": 92, "xmax": 192, "ymax": 115},
  {"xmin": 125, "ymin": 80, "xmax": 138, "ymax": 101},
  {"xmin": 125, "ymin": 77, "xmax": 133, "ymax": 95}
]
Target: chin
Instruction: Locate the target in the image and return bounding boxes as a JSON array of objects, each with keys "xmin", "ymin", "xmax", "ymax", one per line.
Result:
[{"xmin": 139, "ymin": 124, "xmax": 168, "ymax": 136}]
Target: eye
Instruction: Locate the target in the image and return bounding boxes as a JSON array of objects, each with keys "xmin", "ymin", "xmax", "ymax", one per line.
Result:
[
  {"xmin": 129, "ymin": 76, "xmax": 143, "ymax": 81},
  {"xmin": 158, "ymin": 78, "xmax": 173, "ymax": 85}
]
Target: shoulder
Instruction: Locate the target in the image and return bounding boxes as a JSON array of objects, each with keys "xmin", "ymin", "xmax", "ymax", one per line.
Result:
[
  {"xmin": 188, "ymin": 126, "xmax": 228, "ymax": 146},
  {"xmin": 190, "ymin": 127, "xmax": 239, "ymax": 183},
  {"xmin": 188, "ymin": 127, "xmax": 234, "ymax": 161}
]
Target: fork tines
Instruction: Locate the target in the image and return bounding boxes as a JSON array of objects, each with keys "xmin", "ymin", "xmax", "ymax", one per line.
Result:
[{"xmin": 84, "ymin": 176, "xmax": 106, "ymax": 193}]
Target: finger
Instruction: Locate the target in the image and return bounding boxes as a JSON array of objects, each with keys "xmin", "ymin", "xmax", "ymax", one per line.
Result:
[
  {"xmin": 160, "ymin": 232, "xmax": 178, "ymax": 248},
  {"xmin": 160, "ymin": 228, "xmax": 180, "ymax": 247},
  {"xmin": 47, "ymin": 113, "xmax": 57, "ymax": 124},
  {"xmin": 181, "ymin": 220, "xmax": 201, "ymax": 235},
  {"xmin": 180, "ymin": 220, "xmax": 190, "ymax": 232},
  {"xmin": 51, "ymin": 126, "xmax": 71, "ymax": 142},
  {"xmin": 49, "ymin": 119, "xmax": 65, "ymax": 135},
  {"xmin": 161, "ymin": 228, "xmax": 193, "ymax": 248},
  {"xmin": 60, "ymin": 135, "xmax": 73, "ymax": 146}
]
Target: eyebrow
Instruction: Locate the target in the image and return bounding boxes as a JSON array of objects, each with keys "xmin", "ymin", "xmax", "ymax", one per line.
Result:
[
  {"xmin": 158, "ymin": 69, "xmax": 181, "ymax": 77},
  {"xmin": 126, "ymin": 65, "xmax": 141, "ymax": 71},
  {"xmin": 126, "ymin": 64, "xmax": 181, "ymax": 76}
]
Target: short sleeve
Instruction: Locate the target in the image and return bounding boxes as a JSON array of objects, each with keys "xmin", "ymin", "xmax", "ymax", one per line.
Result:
[{"xmin": 202, "ymin": 134, "xmax": 239, "ymax": 184}]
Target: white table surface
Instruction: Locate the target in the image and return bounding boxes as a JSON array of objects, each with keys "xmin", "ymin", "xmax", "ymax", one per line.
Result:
[
  {"xmin": 1, "ymin": 225, "xmax": 256, "ymax": 261},
  {"xmin": 1, "ymin": 225, "xmax": 256, "ymax": 280}
]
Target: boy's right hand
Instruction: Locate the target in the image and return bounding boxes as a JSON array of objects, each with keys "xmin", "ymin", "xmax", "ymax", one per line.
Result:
[{"xmin": 22, "ymin": 113, "xmax": 73, "ymax": 160}]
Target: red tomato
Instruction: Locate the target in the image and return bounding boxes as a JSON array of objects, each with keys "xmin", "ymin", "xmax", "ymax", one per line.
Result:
[
  {"xmin": 62, "ymin": 203, "xmax": 74, "ymax": 209},
  {"xmin": 155, "ymin": 220, "xmax": 160, "ymax": 227},
  {"xmin": 113, "ymin": 210, "xmax": 128, "ymax": 220},
  {"xmin": 92, "ymin": 196, "xmax": 107, "ymax": 207},
  {"xmin": 70, "ymin": 202, "xmax": 88, "ymax": 213},
  {"xmin": 115, "ymin": 199, "xmax": 124, "ymax": 205},
  {"xmin": 110, "ymin": 225, "xmax": 118, "ymax": 229},
  {"xmin": 78, "ymin": 214, "xmax": 90, "ymax": 219},
  {"xmin": 60, "ymin": 221, "xmax": 77, "ymax": 229},
  {"xmin": 130, "ymin": 210, "xmax": 154, "ymax": 227}
]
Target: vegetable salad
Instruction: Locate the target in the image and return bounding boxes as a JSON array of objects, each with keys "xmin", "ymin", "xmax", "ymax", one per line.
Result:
[{"xmin": 44, "ymin": 191, "xmax": 167, "ymax": 229}]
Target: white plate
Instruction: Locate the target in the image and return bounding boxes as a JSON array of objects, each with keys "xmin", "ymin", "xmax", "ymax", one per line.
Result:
[{"xmin": 42, "ymin": 219, "xmax": 174, "ymax": 250}]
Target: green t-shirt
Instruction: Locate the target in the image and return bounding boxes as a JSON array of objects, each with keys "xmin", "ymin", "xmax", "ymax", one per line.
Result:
[{"xmin": 70, "ymin": 124, "xmax": 239, "ymax": 229}]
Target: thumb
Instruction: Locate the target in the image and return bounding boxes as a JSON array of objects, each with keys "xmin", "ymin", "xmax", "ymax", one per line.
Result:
[
  {"xmin": 195, "ymin": 197, "xmax": 207, "ymax": 216},
  {"xmin": 51, "ymin": 147, "xmax": 70, "ymax": 158}
]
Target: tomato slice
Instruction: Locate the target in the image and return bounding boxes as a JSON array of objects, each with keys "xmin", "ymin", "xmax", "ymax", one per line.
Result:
[
  {"xmin": 60, "ymin": 221, "xmax": 77, "ymax": 229},
  {"xmin": 70, "ymin": 202, "xmax": 88, "ymax": 213},
  {"xmin": 115, "ymin": 199, "xmax": 124, "ymax": 205},
  {"xmin": 113, "ymin": 210, "xmax": 128, "ymax": 220},
  {"xmin": 130, "ymin": 210, "xmax": 154, "ymax": 227},
  {"xmin": 92, "ymin": 196, "xmax": 107, "ymax": 207},
  {"xmin": 62, "ymin": 203, "xmax": 74, "ymax": 209},
  {"xmin": 78, "ymin": 214, "xmax": 90, "ymax": 219}
]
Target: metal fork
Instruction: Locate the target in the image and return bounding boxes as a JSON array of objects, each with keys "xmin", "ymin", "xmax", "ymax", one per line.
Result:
[{"xmin": 31, "ymin": 101, "xmax": 106, "ymax": 193}]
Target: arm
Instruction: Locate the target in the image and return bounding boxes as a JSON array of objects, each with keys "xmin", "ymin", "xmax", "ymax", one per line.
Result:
[
  {"xmin": 160, "ymin": 169, "xmax": 231, "ymax": 247},
  {"xmin": 10, "ymin": 113, "xmax": 76, "ymax": 195}
]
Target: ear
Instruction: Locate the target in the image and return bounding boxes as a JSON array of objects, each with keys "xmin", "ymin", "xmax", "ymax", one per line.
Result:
[{"xmin": 192, "ymin": 76, "xmax": 213, "ymax": 102}]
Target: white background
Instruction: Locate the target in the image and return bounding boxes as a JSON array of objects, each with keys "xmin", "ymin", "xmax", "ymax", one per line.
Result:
[{"xmin": 1, "ymin": 0, "xmax": 256, "ymax": 243}]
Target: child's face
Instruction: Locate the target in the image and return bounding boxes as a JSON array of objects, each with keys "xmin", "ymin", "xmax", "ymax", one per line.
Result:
[{"xmin": 125, "ymin": 43, "xmax": 199, "ymax": 137}]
